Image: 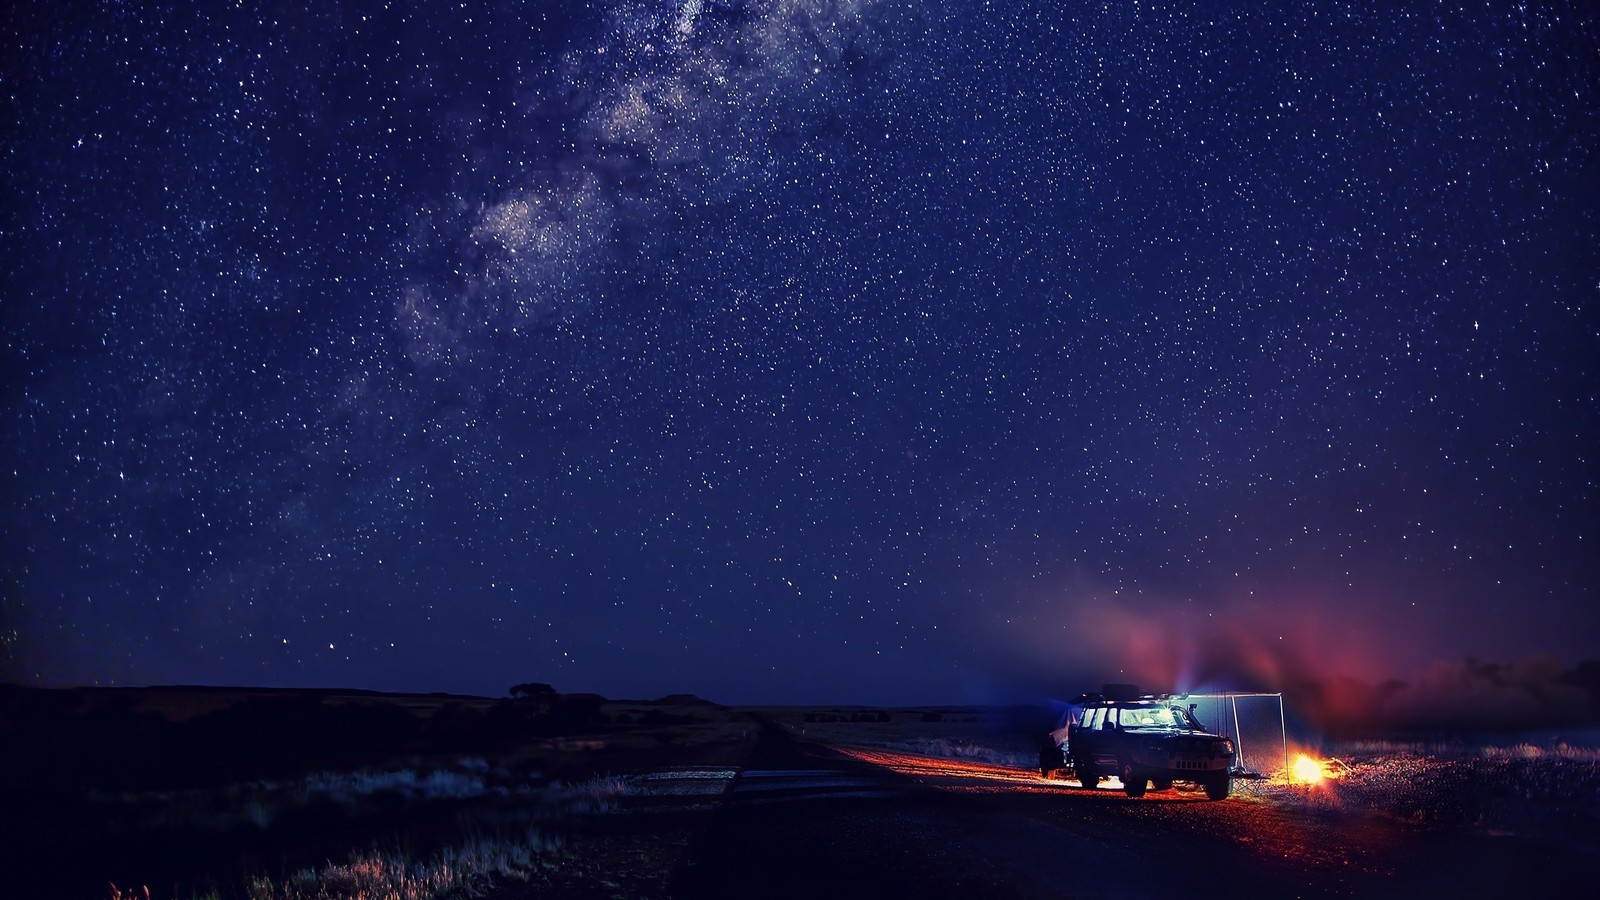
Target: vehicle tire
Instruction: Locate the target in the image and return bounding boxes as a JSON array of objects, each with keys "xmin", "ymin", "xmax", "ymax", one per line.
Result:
[
  {"xmin": 1205, "ymin": 775, "xmax": 1231, "ymax": 801},
  {"xmin": 1077, "ymin": 761, "xmax": 1098, "ymax": 789},
  {"xmin": 1121, "ymin": 761, "xmax": 1147, "ymax": 798},
  {"xmin": 1039, "ymin": 745, "xmax": 1062, "ymax": 779},
  {"xmin": 1151, "ymin": 779, "xmax": 1173, "ymax": 792}
]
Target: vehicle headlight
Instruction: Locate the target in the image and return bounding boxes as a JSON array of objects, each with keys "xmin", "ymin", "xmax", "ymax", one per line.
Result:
[{"xmin": 1222, "ymin": 740, "xmax": 1235, "ymax": 755}]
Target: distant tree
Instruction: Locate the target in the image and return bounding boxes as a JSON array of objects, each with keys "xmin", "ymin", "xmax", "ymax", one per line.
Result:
[{"xmin": 509, "ymin": 682, "xmax": 557, "ymax": 715}]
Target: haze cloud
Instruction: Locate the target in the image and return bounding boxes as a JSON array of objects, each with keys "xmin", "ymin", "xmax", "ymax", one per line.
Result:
[
  {"xmin": 1297, "ymin": 656, "xmax": 1600, "ymax": 736},
  {"xmin": 970, "ymin": 586, "xmax": 1599, "ymax": 734}
]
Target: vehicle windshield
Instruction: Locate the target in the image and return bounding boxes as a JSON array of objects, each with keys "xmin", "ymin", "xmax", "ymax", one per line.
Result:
[{"xmin": 1118, "ymin": 704, "xmax": 1201, "ymax": 730}]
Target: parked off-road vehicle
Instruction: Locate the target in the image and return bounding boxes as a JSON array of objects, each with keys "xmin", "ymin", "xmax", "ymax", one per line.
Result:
[{"xmin": 1041, "ymin": 684, "xmax": 1235, "ymax": 800}]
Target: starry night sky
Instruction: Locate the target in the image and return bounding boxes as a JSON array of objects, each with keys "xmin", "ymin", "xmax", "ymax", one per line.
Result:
[{"xmin": 3, "ymin": 1, "xmax": 1597, "ymax": 705}]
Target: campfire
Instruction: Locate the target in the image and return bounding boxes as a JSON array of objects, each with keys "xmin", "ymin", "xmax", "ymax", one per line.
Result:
[{"xmin": 1290, "ymin": 752, "xmax": 1352, "ymax": 785}]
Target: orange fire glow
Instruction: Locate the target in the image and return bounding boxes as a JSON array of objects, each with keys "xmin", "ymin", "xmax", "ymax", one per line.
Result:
[{"xmin": 1292, "ymin": 753, "xmax": 1330, "ymax": 784}]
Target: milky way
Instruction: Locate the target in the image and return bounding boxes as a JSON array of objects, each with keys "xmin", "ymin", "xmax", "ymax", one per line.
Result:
[{"xmin": 3, "ymin": 1, "xmax": 1596, "ymax": 703}]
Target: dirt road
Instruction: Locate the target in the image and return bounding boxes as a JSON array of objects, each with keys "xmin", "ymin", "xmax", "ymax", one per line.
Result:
[{"xmin": 662, "ymin": 722, "xmax": 1589, "ymax": 899}]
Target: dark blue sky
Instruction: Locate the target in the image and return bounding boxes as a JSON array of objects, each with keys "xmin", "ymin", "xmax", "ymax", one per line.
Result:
[{"xmin": 3, "ymin": 1, "xmax": 1596, "ymax": 704}]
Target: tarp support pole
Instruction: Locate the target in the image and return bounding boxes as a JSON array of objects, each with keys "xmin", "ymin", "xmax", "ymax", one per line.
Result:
[
  {"xmin": 1175, "ymin": 692, "xmax": 1291, "ymax": 780},
  {"xmin": 1230, "ymin": 695, "xmax": 1244, "ymax": 771},
  {"xmin": 1279, "ymin": 693, "xmax": 1288, "ymax": 783}
]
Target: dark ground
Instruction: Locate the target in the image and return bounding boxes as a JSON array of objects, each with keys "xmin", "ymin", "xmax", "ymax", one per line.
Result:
[
  {"xmin": 508, "ymin": 721, "xmax": 1596, "ymax": 900},
  {"xmin": 10, "ymin": 687, "xmax": 1596, "ymax": 898}
]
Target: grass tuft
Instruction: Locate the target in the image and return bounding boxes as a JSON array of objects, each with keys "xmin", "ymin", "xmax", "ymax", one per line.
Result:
[{"xmin": 222, "ymin": 828, "xmax": 561, "ymax": 900}]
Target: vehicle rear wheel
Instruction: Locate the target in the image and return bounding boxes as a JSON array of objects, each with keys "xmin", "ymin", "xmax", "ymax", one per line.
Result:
[
  {"xmin": 1077, "ymin": 761, "xmax": 1098, "ymax": 789},
  {"xmin": 1205, "ymin": 775, "xmax": 1231, "ymax": 801},
  {"xmin": 1121, "ymin": 761, "xmax": 1147, "ymax": 798},
  {"xmin": 1151, "ymin": 779, "xmax": 1173, "ymax": 792},
  {"xmin": 1039, "ymin": 745, "xmax": 1062, "ymax": 779}
]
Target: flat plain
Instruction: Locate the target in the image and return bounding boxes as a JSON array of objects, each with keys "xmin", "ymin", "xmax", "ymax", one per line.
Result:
[{"xmin": 5, "ymin": 686, "xmax": 1596, "ymax": 899}]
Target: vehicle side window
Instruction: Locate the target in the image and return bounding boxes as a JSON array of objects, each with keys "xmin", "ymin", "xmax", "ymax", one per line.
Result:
[{"xmin": 1084, "ymin": 708, "xmax": 1102, "ymax": 730}]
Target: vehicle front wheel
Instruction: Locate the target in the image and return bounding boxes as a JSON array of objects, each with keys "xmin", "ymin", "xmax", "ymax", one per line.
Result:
[
  {"xmin": 1204, "ymin": 775, "xmax": 1231, "ymax": 801},
  {"xmin": 1121, "ymin": 762, "xmax": 1147, "ymax": 798}
]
